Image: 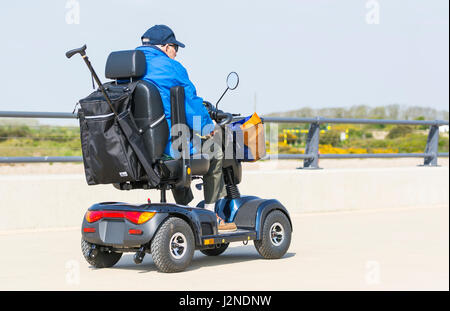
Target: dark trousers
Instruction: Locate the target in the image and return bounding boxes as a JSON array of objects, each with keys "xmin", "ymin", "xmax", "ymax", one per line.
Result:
[{"xmin": 171, "ymin": 138, "xmax": 226, "ymax": 205}]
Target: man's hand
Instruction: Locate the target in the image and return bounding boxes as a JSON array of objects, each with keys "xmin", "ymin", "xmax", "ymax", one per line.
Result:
[
  {"xmin": 202, "ymin": 101, "xmax": 213, "ymax": 112},
  {"xmin": 195, "ymin": 130, "xmax": 216, "ymax": 140}
]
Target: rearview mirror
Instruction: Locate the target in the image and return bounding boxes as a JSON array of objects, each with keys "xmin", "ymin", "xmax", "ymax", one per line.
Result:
[
  {"xmin": 226, "ymin": 72, "xmax": 239, "ymax": 90},
  {"xmin": 216, "ymin": 72, "xmax": 240, "ymax": 110}
]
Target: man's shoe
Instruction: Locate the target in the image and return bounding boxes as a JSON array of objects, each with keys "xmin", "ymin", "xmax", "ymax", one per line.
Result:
[{"xmin": 217, "ymin": 215, "xmax": 237, "ymax": 232}]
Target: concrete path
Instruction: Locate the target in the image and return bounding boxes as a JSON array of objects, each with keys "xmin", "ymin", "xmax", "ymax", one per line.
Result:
[{"xmin": 0, "ymin": 205, "xmax": 448, "ymax": 291}]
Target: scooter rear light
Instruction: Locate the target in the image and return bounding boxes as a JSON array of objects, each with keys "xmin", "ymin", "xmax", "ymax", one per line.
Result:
[
  {"xmin": 85, "ymin": 211, "xmax": 103, "ymax": 223},
  {"xmin": 85, "ymin": 210, "xmax": 156, "ymax": 224},
  {"xmin": 125, "ymin": 211, "xmax": 156, "ymax": 224},
  {"xmin": 102, "ymin": 211, "xmax": 126, "ymax": 219}
]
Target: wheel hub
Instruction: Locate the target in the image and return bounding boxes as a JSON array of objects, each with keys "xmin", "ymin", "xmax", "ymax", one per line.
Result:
[
  {"xmin": 169, "ymin": 232, "xmax": 187, "ymax": 259},
  {"xmin": 270, "ymin": 222, "xmax": 284, "ymax": 246}
]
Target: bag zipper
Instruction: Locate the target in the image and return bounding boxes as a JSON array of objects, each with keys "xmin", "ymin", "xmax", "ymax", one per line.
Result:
[{"xmin": 84, "ymin": 112, "xmax": 115, "ymax": 120}]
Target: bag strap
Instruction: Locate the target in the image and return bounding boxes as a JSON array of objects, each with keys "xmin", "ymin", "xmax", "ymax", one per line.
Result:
[
  {"xmin": 116, "ymin": 81, "xmax": 161, "ymax": 187},
  {"xmin": 125, "ymin": 80, "xmax": 140, "ymax": 95},
  {"xmin": 117, "ymin": 110, "xmax": 161, "ymax": 187}
]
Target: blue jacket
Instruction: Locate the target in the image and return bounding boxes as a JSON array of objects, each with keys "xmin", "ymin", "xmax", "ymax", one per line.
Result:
[{"xmin": 135, "ymin": 45, "xmax": 213, "ymax": 157}]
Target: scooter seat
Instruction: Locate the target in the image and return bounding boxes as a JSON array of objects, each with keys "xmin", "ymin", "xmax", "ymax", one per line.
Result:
[{"xmin": 162, "ymin": 156, "xmax": 210, "ymax": 178}]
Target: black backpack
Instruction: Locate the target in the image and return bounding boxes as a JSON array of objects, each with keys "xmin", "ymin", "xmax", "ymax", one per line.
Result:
[{"xmin": 77, "ymin": 82, "xmax": 161, "ymax": 186}]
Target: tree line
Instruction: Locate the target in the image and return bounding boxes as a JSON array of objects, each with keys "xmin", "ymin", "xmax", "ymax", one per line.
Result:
[{"xmin": 266, "ymin": 104, "xmax": 449, "ymax": 121}]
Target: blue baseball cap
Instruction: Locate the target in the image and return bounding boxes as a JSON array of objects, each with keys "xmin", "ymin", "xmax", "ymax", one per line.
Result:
[{"xmin": 141, "ymin": 25, "xmax": 185, "ymax": 48}]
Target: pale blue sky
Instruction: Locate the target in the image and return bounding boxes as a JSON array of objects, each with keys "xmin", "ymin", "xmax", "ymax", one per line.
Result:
[{"xmin": 0, "ymin": 0, "xmax": 448, "ymax": 125}]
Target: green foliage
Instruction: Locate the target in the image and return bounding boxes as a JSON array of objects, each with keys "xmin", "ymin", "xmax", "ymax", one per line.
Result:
[
  {"xmin": 0, "ymin": 125, "xmax": 81, "ymax": 157},
  {"xmin": 1, "ymin": 120, "xmax": 448, "ymax": 158},
  {"xmin": 414, "ymin": 116, "xmax": 429, "ymax": 130},
  {"xmin": 393, "ymin": 134, "xmax": 427, "ymax": 153},
  {"xmin": 438, "ymin": 136, "xmax": 449, "ymax": 152},
  {"xmin": 264, "ymin": 105, "xmax": 449, "ymax": 154},
  {"xmin": 348, "ymin": 128, "xmax": 364, "ymax": 139},
  {"xmin": 319, "ymin": 131, "xmax": 340, "ymax": 146},
  {"xmin": 386, "ymin": 125, "xmax": 413, "ymax": 139},
  {"xmin": 275, "ymin": 124, "xmax": 449, "ymax": 154},
  {"xmin": 0, "ymin": 125, "xmax": 31, "ymax": 142}
]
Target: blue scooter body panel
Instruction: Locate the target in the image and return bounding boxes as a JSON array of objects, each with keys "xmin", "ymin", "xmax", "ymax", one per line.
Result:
[{"xmin": 197, "ymin": 196, "xmax": 292, "ymax": 239}]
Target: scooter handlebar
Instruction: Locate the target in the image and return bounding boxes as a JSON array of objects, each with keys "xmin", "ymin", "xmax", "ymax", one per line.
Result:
[
  {"xmin": 203, "ymin": 101, "xmax": 234, "ymax": 124},
  {"xmin": 216, "ymin": 111, "xmax": 233, "ymax": 126},
  {"xmin": 65, "ymin": 44, "xmax": 87, "ymax": 59}
]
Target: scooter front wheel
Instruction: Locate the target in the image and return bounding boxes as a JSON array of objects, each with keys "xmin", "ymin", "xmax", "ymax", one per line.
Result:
[{"xmin": 254, "ymin": 210, "xmax": 291, "ymax": 259}]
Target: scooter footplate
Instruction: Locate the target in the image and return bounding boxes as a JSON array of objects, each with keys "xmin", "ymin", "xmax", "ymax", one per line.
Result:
[{"xmin": 202, "ymin": 229, "xmax": 257, "ymax": 245}]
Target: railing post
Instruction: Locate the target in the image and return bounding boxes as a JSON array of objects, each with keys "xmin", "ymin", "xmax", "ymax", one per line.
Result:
[
  {"xmin": 423, "ymin": 124, "xmax": 439, "ymax": 166},
  {"xmin": 302, "ymin": 121, "xmax": 321, "ymax": 169}
]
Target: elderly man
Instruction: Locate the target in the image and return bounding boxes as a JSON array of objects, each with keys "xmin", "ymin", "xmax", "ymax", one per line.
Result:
[{"xmin": 136, "ymin": 24, "xmax": 236, "ymax": 232}]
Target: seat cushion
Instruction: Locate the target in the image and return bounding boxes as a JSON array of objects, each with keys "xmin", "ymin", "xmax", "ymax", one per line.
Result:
[
  {"xmin": 161, "ymin": 157, "xmax": 210, "ymax": 180},
  {"xmin": 190, "ymin": 158, "xmax": 210, "ymax": 175}
]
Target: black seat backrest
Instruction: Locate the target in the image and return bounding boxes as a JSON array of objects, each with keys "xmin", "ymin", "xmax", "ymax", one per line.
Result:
[
  {"xmin": 105, "ymin": 50, "xmax": 147, "ymax": 80},
  {"xmin": 132, "ymin": 81, "xmax": 169, "ymax": 164},
  {"xmin": 105, "ymin": 50, "xmax": 169, "ymax": 164}
]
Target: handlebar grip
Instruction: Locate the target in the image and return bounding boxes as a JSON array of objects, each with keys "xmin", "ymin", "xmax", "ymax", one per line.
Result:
[
  {"xmin": 65, "ymin": 44, "xmax": 87, "ymax": 59},
  {"xmin": 216, "ymin": 111, "xmax": 233, "ymax": 126}
]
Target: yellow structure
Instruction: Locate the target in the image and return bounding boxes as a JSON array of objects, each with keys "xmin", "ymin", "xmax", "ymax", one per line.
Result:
[{"xmin": 282, "ymin": 126, "xmax": 349, "ymax": 144}]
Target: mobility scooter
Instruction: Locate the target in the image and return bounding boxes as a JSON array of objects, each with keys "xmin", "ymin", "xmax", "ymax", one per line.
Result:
[{"xmin": 67, "ymin": 45, "xmax": 292, "ymax": 273}]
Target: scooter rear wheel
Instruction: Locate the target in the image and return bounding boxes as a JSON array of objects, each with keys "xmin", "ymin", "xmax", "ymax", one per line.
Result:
[
  {"xmin": 254, "ymin": 210, "xmax": 291, "ymax": 259},
  {"xmin": 151, "ymin": 217, "xmax": 195, "ymax": 273},
  {"xmin": 81, "ymin": 238, "xmax": 122, "ymax": 268}
]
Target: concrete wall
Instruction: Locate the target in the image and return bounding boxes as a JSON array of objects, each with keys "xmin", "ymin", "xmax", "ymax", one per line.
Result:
[{"xmin": 0, "ymin": 166, "xmax": 448, "ymax": 231}]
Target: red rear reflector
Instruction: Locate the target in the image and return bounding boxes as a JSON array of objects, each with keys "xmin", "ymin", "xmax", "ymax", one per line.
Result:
[
  {"xmin": 83, "ymin": 227, "xmax": 96, "ymax": 233},
  {"xmin": 129, "ymin": 229, "xmax": 143, "ymax": 235}
]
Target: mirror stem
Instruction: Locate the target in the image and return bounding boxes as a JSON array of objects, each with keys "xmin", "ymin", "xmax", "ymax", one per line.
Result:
[{"xmin": 215, "ymin": 87, "xmax": 229, "ymax": 110}]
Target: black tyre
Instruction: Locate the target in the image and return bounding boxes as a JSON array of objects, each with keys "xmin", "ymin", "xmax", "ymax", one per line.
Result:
[
  {"xmin": 254, "ymin": 210, "xmax": 291, "ymax": 259},
  {"xmin": 200, "ymin": 243, "xmax": 230, "ymax": 256},
  {"xmin": 81, "ymin": 238, "xmax": 122, "ymax": 268},
  {"xmin": 151, "ymin": 217, "xmax": 195, "ymax": 273}
]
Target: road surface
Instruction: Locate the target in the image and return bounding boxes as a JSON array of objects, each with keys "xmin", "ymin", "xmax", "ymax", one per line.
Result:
[{"xmin": 0, "ymin": 205, "xmax": 448, "ymax": 291}]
